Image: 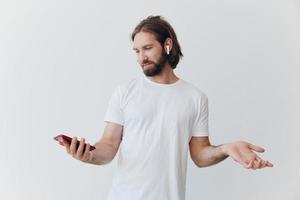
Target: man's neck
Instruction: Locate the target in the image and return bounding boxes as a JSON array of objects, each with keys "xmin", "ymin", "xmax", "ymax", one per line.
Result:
[{"xmin": 146, "ymin": 64, "xmax": 179, "ymax": 84}]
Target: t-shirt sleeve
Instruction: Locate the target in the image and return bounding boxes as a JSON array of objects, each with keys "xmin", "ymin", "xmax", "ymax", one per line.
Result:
[
  {"xmin": 191, "ymin": 93, "xmax": 209, "ymax": 136},
  {"xmin": 103, "ymin": 86, "xmax": 124, "ymax": 126}
]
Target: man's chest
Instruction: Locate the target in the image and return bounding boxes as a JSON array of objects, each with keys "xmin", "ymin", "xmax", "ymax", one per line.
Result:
[{"xmin": 122, "ymin": 90, "xmax": 196, "ymax": 127}]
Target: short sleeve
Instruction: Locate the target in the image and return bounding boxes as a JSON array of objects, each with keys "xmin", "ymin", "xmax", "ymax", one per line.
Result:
[
  {"xmin": 103, "ymin": 86, "xmax": 124, "ymax": 126},
  {"xmin": 191, "ymin": 93, "xmax": 209, "ymax": 136}
]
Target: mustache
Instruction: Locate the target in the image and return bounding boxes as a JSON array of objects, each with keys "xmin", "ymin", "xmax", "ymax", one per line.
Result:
[{"xmin": 142, "ymin": 61, "xmax": 155, "ymax": 67}]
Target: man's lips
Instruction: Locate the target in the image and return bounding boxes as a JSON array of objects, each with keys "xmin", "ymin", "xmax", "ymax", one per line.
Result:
[{"xmin": 142, "ymin": 62, "xmax": 154, "ymax": 68}]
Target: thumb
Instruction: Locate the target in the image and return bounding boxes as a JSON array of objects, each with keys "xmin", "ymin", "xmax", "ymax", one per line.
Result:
[{"xmin": 249, "ymin": 143, "xmax": 265, "ymax": 153}]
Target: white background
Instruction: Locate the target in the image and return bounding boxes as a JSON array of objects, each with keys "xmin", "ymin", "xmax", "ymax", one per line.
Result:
[{"xmin": 0, "ymin": 0, "xmax": 299, "ymax": 199}]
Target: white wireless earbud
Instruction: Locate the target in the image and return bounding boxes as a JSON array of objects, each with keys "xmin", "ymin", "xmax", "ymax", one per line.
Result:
[{"xmin": 166, "ymin": 45, "xmax": 170, "ymax": 55}]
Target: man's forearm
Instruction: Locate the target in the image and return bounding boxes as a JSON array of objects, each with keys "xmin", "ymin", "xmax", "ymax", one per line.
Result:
[
  {"xmin": 86, "ymin": 142, "xmax": 117, "ymax": 165},
  {"xmin": 193, "ymin": 145, "xmax": 229, "ymax": 167}
]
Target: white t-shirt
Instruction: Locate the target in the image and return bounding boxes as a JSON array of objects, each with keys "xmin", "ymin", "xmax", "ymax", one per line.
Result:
[{"xmin": 104, "ymin": 75, "xmax": 209, "ymax": 200}]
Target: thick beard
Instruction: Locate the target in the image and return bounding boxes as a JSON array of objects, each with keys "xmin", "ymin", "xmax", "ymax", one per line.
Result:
[{"xmin": 142, "ymin": 52, "xmax": 168, "ymax": 77}]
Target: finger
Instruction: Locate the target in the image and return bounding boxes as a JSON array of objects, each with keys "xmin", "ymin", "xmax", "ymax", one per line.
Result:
[
  {"xmin": 259, "ymin": 160, "xmax": 268, "ymax": 168},
  {"xmin": 82, "ymin": 143, "xmax": 91, "ymax": 162},
  {"xmin": 76, "ymin": 138, "xmax": 85, "ymax": 159},
  {"xmin": 245, "ymin": 160, "xmax": 254, "ymax": 169},
  {"xmin": 247, "ymin": 153, "xmax": 257, "ymax": 167},
  {"xmin": 58, "ymin": 138, "xmax": 66, "ymax": 146},
  {"xmin": 248, "ymin": 144, "xmax": 265, "ymax": 153},
  {"xmin": 70, "ymin": 137, "xmax": 78, "ymax": 155},
  {"xmin": 254, "ymin": 156, "xmax": 264, "ymax": 169},
  {"xmin": 266, "ymin": 161, "xmax": 274, "ymax": 167},
  {"xmin": 255, "ymin": 156, "xmax": 265, "ymax": 169},
  {"xmin": 259, "ymin": 159, "xmax": 274, "ymax": 168},
  {"xmin": 252, "ymin": 158, "xmax": 262, "ymax": 170},
  {"xmin": 61, "ymin": 139, "xmax": 71, "ymax": 154}
]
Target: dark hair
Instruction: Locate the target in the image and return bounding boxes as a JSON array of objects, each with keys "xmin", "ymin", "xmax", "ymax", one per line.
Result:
[{"xmin": 131, "ymin": 16, "xmax": 183, "ymax": 69}]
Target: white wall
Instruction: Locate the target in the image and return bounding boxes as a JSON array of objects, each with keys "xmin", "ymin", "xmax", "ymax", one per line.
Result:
[{"xmin": 0, "ymin": 0, "xmax": 299, "ymax": 199}]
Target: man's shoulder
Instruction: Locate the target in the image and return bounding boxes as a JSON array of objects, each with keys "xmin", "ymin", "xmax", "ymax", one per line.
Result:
[
  {"xmin": 114, "ymin": 76, "xmax": 142, "ymax": 93},
  {"xmin": 180, "ymin": 79, "xmax": 208, "ymax": 99}
]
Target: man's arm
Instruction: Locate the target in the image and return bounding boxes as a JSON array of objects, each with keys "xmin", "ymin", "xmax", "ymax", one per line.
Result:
[
  {"xmin": 189, "ymin": 136, "xmax": 273, "ymax": 169},
  {"xmin": 189, "ymin": 136, "xmax": 228, "ymax": 168},
  {"xmin": 88, "ymin": 122, "xmax": 123, "ymax": 165},
  {"xmin": 60, "ymin": 122, "xmax": 123, "ymax": 165}
]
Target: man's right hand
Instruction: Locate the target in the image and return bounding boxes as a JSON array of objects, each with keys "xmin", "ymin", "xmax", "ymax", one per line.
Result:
[
  {"xmin": 59, "ymin": 137, "xmax": 93, "ymax": 163},
  {"xmin": 58, "ymin": 122, "xmax": 123, "ymax": 165}
]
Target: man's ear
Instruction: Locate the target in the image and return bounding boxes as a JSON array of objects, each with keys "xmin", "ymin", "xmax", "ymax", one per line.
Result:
[{"xmin": 164, "ymin": 37, "xmax": 173, "ymax": 53}]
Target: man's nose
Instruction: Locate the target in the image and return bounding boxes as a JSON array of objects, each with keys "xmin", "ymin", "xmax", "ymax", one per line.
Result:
[{"xmin": 138, "ymin": 52, "xmax": 148, "ymax": 63}]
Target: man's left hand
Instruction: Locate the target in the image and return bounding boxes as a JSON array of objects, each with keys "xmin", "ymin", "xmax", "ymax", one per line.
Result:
[{"xmin": 221, "ymin": 141, "xmax": 273, "ymax": 170}]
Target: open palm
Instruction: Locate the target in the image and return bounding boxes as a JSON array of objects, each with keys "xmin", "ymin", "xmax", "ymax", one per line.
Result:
[{"xmin": 223, "ymin": 141, "xmax": 273, "ymax": 169}]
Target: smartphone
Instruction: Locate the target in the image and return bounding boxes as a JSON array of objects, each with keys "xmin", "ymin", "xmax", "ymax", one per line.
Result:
[{"xmin": 54, "ymin": 134, "xmax": 96, "ymax": 151}]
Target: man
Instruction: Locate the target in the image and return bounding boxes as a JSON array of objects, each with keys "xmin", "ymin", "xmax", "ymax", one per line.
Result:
[{"xmin": 58, "ymin": 16, "xmax": 273, "ymax": 200}]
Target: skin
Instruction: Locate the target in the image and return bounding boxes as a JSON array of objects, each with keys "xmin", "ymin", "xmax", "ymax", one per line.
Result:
[
  {"xmin": 59, "ymin": 122, "xmax": 123, "ymax": 165},
  {"xmin": 58, "ymin": 31, "xmax": 273, "ymax": 170}
]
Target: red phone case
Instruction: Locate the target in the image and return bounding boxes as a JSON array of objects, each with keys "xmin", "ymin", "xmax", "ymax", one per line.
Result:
[{"xmin": 54, "ymin": 134, "xmax": 96, "ymax": 151}]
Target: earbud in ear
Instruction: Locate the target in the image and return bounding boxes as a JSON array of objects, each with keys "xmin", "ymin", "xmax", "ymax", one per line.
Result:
[{"xmin": 166, "ymin": 45, "xmax": 170, "ymax": 55}]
